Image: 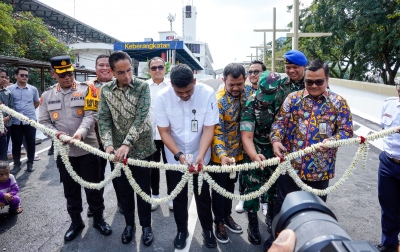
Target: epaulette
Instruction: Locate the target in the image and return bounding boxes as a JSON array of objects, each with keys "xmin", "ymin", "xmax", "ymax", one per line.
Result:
[
  {"xmin": 385, "ymin": 97, "xmax": 398, "ymax": 102},
  {"xmin": 45, "ymin": 84, "xmax": 57, "ymax": 91}
]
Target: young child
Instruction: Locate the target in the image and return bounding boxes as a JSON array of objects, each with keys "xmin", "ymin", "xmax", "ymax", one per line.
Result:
[{"xmin": 0, "ymin": 160, "xmax": 23, "ymax": 214}]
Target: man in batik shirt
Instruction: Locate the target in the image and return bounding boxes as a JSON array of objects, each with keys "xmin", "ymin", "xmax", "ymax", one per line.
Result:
[{"xmin": 269, "ymin": 60, "xmax": 353, "ymax": 250}]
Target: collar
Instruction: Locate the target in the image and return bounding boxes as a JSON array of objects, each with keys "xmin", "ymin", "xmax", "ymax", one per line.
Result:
[
  {"xmin": 56, "ymin": 82, "xmax": 77, "ymax": 93},
  {"xmin": 303, "ymin": 89, "xmax": 329, "ymax": 99},
  {"xmin": 112, "ymin": 79, "xmax": 135, "ymax": 90},
  {"xmin": 15, "ymin": 82, "xmax": 28, "ymax": 89},
  {"xmin": 149, "ymin": 78, "xmax": 166, "ymax": 86}
]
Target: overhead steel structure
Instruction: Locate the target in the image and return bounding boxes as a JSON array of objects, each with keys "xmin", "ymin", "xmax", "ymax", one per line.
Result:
[{"xmin": 3, "ymin": 0, "xmax": 121, "ymax": 44}]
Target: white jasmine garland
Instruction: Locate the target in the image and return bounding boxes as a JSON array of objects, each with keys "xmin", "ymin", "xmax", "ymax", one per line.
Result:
[
  {"xmin": 198, "ymin": 172, "xmax": 203, "ymax": 194},
  {"xmin": 2, "ymin": 104, "xmax": 400, "ymax": 202}
]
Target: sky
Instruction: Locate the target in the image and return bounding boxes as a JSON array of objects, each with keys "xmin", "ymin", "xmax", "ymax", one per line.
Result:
[{"xmin": 39, "ymin": 0, "xmax": 312, "ymax": 70}]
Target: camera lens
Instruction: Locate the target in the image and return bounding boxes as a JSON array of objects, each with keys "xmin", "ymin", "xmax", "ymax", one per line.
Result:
[{"xmin": 272, "ymin": 191, "xmax": 352, "ymax": 252}]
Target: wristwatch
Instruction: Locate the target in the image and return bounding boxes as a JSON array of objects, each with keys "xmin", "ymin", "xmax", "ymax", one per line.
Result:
[{"xmin": 174, "ymin": 151, "xmax": 183, "ymax": 161}]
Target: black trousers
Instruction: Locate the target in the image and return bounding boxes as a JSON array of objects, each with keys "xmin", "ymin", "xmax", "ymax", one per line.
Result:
[
  {"xmin": 11, "ymin": 124, "xmax": 36, "ymax": 165},
  {"xmin": 57, "ymin": 153, "xmax": 105, "ymax": 215},
  {"xmin": 151, "ymin": 140, "xmax": 172, "ymax": 195},
  {"xmin": 110, "ymin": 155, "xmax": 153, "ymax": 227},
  {"xmin": 98, "ymin": 144, "xmax": 108, "ymax": 180},
  {"xmin": 169, "ymin": 170, "xmax": 213, "ymax": 232},
  {"xmin": 274, "ymin": 174, "xmax": 329, "ymax": 219},
  {"xmin": 209, "ymin": 161, "xmax": 239, "ymax": 223},
  {"xmin": 0, "ymin": 133, "xmax": 6, "ymax": 160}
]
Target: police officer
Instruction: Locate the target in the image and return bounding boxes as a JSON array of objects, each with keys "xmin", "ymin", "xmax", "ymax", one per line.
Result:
[
  {"xmin": 376, "ymin": 86, "xmax": 400, "ymax": 252},
  {"xmin": 38, "ymin": 56, "xmax": 112, "ymax": 241}
]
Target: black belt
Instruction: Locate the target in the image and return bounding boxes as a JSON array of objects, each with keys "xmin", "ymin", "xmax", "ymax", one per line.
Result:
[{"xmin": 391, "ymin": 157, "xmax": 400, "ymax": 164}]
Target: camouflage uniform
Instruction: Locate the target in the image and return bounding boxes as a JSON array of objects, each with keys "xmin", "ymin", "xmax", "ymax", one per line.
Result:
[{"xmin": 240, "ymin": 73, "xmax": 304, "ymax": 212}]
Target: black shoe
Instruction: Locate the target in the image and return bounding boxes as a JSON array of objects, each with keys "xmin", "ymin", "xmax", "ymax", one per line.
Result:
[
  {"xmin": 224, "ymin": 215, "xmax": 243, "ymax": 234},
  {"xmin": 11, "ymin": 164, "xmax": 21, "ymax": 175},
  {"xmin": 174, "ymin": 230, "xmax": 189, "ymax": 249},
  {"xmin": 202, "ymin": 230, "xmax": 217, "ymax": 248},
  {"xmin": 215, "ymin": 222, "xmax": 229, "ymax": 244},
  {"xmin": 263, "ymin": 236, "xmax": 274, "ymax": 251},
  {"xmin": 247, "ymin": 212, "xmax": 261, "ymax": 245},
  {"xmin": 142, "ymin": 227, "xmax": 154, "ymax": 246},
  {"xmin": 48, "ymin": 145, "xmax": 54, "ymax": 155},
  {"xmin": 87, "ymin": 208, "xmax": 94, "ymax": 217},
  {"xmin": 27, "ymin": 163, "xmax": 34, "ymax": 172},
  {"xmin": 376, "ymin": 244, "xmax": 398, "ymax": 252},
  {"xmin": 93, "ymin": 217, "xmax": 112, "ymax": 235},
  {"xmin": 64, "ymin": 215, "xmax": 85, "ymax": 241},
  {"xmin": 121, "ymin": 225, "xmax": 135, "ymax": 244}
]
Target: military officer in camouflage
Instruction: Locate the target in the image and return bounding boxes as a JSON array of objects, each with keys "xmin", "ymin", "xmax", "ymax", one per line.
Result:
[
  {"xmin": 240, "ymin": 49, "xmax": 308, "ymax": 248},
  {"xmin": 39, "ymin": 55, "xmax": 112, "ymax": 242}
]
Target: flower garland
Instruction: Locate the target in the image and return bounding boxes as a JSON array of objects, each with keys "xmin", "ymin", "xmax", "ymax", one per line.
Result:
[{"xmin": 1, "ymin": 103, "xmax": 399, "ymax": 203}]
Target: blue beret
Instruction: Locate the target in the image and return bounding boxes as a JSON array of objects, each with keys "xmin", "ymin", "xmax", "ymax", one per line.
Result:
[{"xmin": 283, "ymin": 50, "xmax": 308, "ymax": 66}]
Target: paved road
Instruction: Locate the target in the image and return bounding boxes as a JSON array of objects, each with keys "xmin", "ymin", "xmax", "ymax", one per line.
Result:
[{"xmin": 0, "ymin": 113, "xmax": 393, "ymax": 251}]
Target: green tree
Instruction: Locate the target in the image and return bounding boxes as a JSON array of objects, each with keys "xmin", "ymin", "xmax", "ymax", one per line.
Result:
[
  {"xmin": 298, "ymin": 0, "xmax": 400, "ymax": 84},
  {"xmin": 0, "ymin": 2, "xmax": 16, "ymax": 52}
]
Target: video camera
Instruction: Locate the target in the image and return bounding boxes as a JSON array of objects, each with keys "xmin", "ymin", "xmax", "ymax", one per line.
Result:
[{"xmin": 272, "ymin": 191, "xmax": 379, "ymax": 252}]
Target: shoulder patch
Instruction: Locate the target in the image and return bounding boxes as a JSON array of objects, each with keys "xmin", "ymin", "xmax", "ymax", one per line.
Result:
[
  {"xmin": 385, "ymin": 97, "xmax": 398, "ymax": 102},
  {"xmin": 45, "ymin": 85, "xmax": 56, "ymax": 91}
]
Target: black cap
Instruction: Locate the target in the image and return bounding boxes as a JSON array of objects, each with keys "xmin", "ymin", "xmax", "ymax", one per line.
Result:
[{"xmin": 50, "ymin": 55, "xmax": 74, "ymax": 74}]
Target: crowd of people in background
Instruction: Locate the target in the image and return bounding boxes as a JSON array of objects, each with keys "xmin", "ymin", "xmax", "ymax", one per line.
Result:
[{"xmin": 0, "ymin": 48, "xmax": 398, "ymax": 252}]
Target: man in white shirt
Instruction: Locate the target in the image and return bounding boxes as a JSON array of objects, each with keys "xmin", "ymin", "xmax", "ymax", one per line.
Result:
[
  {"xmin": 146, "ymin": 57, "xmax": 173, "ymax": 211},
  {"xmin": 155, "ymin": 64, "xmax": 218, "ymax": 250}
]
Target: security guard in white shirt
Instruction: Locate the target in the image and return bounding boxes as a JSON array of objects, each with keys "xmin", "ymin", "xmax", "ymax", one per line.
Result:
[{"xmin": 376, "ymin": 84, "xmax": 400, "ymax": 252}]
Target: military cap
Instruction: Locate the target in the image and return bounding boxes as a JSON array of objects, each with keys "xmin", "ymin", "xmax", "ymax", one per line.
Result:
[
  {"xmin": 50, "ymin": 55, "xmax": 74, "ymax": 74},
  {"xmin": 283, "ymin": 50, "xmax": 308, "ymax": 66},
  {"xmin": 255, "ymin": 71, "xmax": 281, "ymax": 103}
]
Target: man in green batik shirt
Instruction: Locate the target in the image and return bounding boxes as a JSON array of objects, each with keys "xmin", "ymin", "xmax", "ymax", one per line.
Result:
[
  {"xmin": 98, "ymin": 51, "xmax": 156, "ymax": 247},
  {"xmin": 239, "ymin": 49, "xmax": 308, "ymax": 249}
]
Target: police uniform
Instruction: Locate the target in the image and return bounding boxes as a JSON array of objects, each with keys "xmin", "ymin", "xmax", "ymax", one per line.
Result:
[
  {"xmin": 39, "ymin": 55, "xmax": 111, "ymax": 241},
  {"xmin": 378, "ymin": 96, "xmax": 400, "ymax": 251}
]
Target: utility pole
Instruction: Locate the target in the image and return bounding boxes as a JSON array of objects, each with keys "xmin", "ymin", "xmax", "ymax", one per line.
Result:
[
  {"xmin": 288, "ymin": 0, "xmax": 332, "ymax": 50},
  {"xmin": 250, "ymin": 45, "xmax": 271, "ymax": 62}
]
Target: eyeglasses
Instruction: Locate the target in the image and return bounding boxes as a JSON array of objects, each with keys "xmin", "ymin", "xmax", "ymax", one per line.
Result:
[
  {"xmin": 150, "ymin": 65, "xmax": 165, "ymax": 71},
  {"xmin": 115, "ymin": 68, "xmax": 132, "ymax": 76},
  {"xmin": 19, "ymin": 74, "xmax": 29, "ymax": 78},
  {"xmin": 305, "ymin": 78, "xmax": 326, "ymax": 86},
  {"xmin": 57, "ymin": 72, "xmax": 74, "ymax": 78},
  {"xmin": 248, "ymin": 70, "xmax": 261, "ymax": 76}
]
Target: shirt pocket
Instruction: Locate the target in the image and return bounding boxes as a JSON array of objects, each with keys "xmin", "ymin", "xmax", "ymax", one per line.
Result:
[
  {"xmin": 71, "ymin": 99, "xmax": 85, "ymax": 118},
  {"xmin": 381, "ymin": 115, "xmax": 393, "ymax": 127},
  {"xmin": 166, "ymin": 109, "xmax": 182, "ymax": 131}
]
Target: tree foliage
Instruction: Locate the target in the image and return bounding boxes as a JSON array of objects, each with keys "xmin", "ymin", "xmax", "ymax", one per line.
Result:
[
  {"xmin": 298, "ymin": 0, "xmax": 400, "ymax": 85},
  {"xmin": 0, "ymin": 2, "xmax": 73, "ymax": 61}
]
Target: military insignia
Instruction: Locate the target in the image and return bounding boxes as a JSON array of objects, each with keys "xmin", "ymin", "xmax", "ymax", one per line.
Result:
[
  {"xmin": 283, "ymin": 57, "xmax": 289, "ymax": 64},
  {"xmin": 77, "ymin": 109, "xmax": 83, "ymax": 115},
  {"xmin": 56, "ymin": 84, "xmax": 61, "ymax": 92},
  {"xmin": 39, "ymin": 97, "xmax": 43, "ymax": 106},
  {"xmin": 61, "ymin": 60, "xmax": 67, "ymax": 66},
  {"xmin": 72, "ymin": 82, "xmax": 77, "ymax": 91},
  {"xmin": 52, "ymin": 111, "xmax": 59, "ymax": 120}
]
